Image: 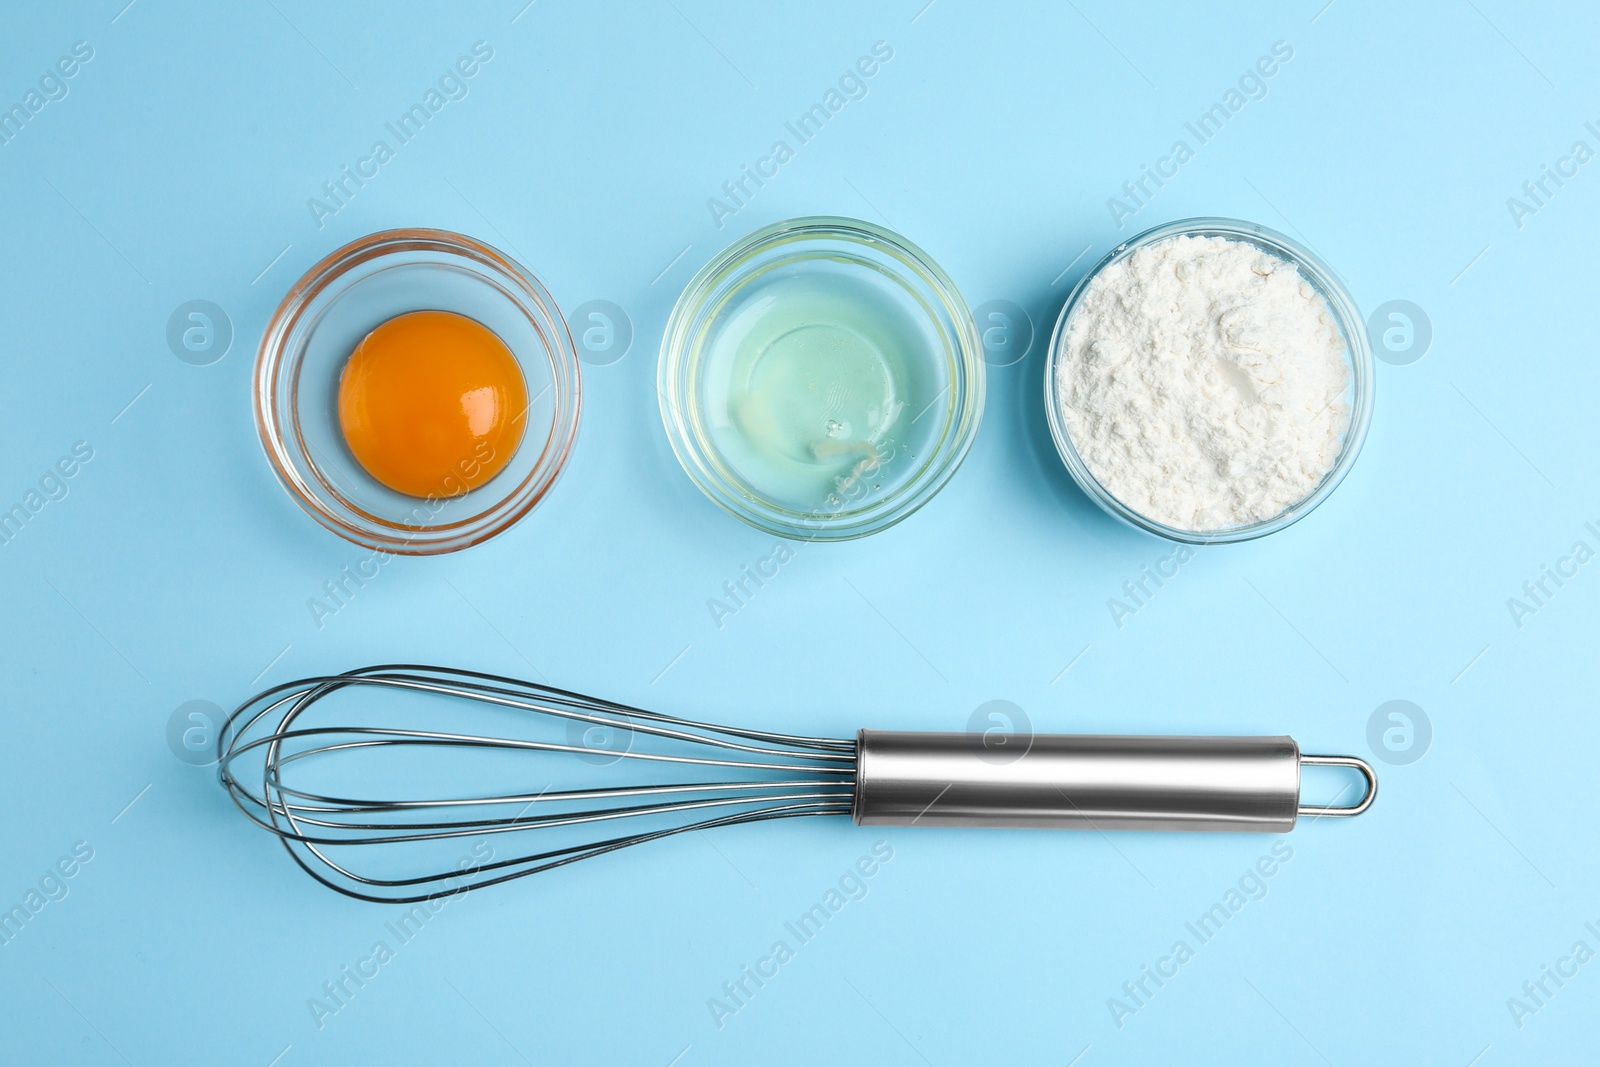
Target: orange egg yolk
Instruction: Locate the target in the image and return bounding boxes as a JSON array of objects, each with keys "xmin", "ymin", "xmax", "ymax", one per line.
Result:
[{"xmin": 337, "ymin": 310, "xmax": 527, "ymax": 499}]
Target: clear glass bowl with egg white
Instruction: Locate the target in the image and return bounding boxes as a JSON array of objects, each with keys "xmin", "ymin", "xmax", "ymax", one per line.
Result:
[
  {"xmin": 659, "ymin": 217, "xmax": 985, "ymax": 541},
  {"xmin": 1044, "ymin": 217, "xmax": 1373, "ymax": 544}
]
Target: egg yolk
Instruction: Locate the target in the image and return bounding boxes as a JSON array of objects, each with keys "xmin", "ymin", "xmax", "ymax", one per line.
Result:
[{"xmin": 337, "ymin": 310, "xmax": 527, "ymax": 499}]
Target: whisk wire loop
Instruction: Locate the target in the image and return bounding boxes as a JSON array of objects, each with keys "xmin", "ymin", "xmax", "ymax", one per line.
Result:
[{"xmin": 218, "ymin": 665, "xmax": 856, "ymax": 904}]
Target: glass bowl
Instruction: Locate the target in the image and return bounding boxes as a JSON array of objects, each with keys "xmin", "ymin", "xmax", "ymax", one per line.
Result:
[
  {"xmin": 1043, "ymin": 217, "xmax": 1373, "ymax": 544},
  {"xmin": 659, "ymin": 216, "xmax": 985, "ymax": 541},
  {"xmin": 255, "ymin": 228, "xmax": 581, "ymax": 554}
]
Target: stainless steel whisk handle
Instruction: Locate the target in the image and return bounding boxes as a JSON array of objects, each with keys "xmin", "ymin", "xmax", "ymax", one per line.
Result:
[{"xmin": 850, "ymin": 731, "xmax": 1376, "ymax": 833}]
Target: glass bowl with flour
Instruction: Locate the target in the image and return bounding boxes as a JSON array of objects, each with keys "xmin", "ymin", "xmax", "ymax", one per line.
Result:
[{"xmin": 1045, "ymin": 218, "xmax": 1372, "ymax": 543}]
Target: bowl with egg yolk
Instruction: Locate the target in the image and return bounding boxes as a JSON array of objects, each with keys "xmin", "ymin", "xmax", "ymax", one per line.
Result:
[{"xmin": 255, "ymin": 229, "xmax": 581, "ymax": 554}]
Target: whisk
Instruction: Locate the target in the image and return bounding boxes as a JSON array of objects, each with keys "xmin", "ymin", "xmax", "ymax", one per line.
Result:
[{"xmin": 218, "ymin": 664, "xmax": 1376, "ymax": 903}]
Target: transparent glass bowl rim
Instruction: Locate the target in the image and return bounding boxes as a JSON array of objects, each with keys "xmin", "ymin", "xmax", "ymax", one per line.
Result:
[
  {"xmin": 1042, "ymin": 216, "xmax": 1374, "ymax": 545},
  {"xmin": 253, "ymin": 227, "xmax": 582, "ymax": 555},
  {"xmin": 658, "ymin": 215, "xmax": 985, "ymax": 541}
]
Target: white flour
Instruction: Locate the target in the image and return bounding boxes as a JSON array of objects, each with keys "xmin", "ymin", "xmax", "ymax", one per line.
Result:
[{"xmin": 1056, "ymin": 234, "xmax": 1350, "ymax": 531}]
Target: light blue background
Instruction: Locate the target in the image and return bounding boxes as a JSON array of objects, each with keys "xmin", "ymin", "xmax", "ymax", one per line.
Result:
[{"xmin": 2, "ymin": 1, "xmax": 1596, "ymax": 1064}]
